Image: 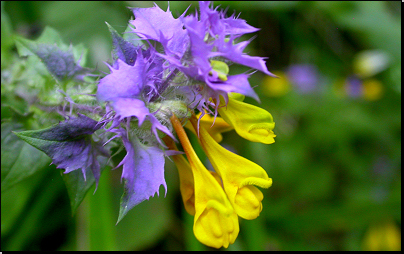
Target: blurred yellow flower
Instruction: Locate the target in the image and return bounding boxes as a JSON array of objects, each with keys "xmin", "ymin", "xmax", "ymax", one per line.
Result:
[
  {"xmin": 261, "ymin": 71, "xmax": 291, "ymax": 97},
  {"xmin": 362, "ymin": 79, "xmax": 384, "ymax": 101},
  {"xmin": 353, "ymin": 50, "xmax": 390, "ymax": 78},
  {"xmin": 362, "ymin": 220, "xmax": 401, "ymax": 251}
]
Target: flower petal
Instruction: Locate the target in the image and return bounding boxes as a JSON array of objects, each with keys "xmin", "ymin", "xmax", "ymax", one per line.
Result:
[
  {"xmin": 218, "ymin": 93, "xmax": 276, "ymax": 144},
  {"xmin": 97, "ymin": 58, "xmax": 145, "ymax": 102},
  {"xmin": 130, "ymin": 4, "xmax": 189, "ymax": 57},
  {"xmin": 112, "ymin": 97, "xmax": 149, "ymax": 125}
]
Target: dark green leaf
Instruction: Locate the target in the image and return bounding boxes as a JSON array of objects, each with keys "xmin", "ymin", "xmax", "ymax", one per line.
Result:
[
  {"xmin": 1, "ymin": 122, "xmax": 51, "ymax": 192},
  {"xmin": 61, "ymin": 164, "xmax": 97, "ymax": 214}
]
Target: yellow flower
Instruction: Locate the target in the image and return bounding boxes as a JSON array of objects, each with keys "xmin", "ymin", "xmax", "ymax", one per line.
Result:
[
  {"xmin": 362, "ymin": 79, "xmax": 383, "ymax": 101},
  {"xmin": 189, "ymin": 115, "xmax": 272, "ymax": 220},
  {"xmin": 261, "ymin": 71, "xmax": 290, "ymax": 97},
  {"xmin": 217, "ymin": 93, "xmax": 276, "ymax": 144},
  {"xmin": 185, "ymin": 112, "xmax": 233, "ymax": 143},
  {"xmin": 362, "ymin": 220, "xmax": 401, "ymax": 251},
  {"xmin": 170, "ymin": 114, "xmax": 239, "ymax": 249}
]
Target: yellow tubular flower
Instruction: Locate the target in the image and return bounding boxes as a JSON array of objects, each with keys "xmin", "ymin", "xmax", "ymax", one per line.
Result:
[
  {"xmin": 170, "ymin": 114, "xmax": 239, "ymax": 249},
  {"xmin": 217, "ymin": 93, "xmax": 276, "ymax": 144},
  {"xmin": 185, "ymin": 112, "xmax": 233, "ymax": 143},
  {"xmin": 190, "ymin": 115, "xmax": 272, "ymax": 220},
  {"xmin": 163, "ymin": 136, "xmax": 195, "ymax": 216}
]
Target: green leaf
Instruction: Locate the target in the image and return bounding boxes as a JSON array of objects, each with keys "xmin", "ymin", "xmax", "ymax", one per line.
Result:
[
  {"xmin": 88, "ymin": 169, "xmax": 117, "ymax": 251},
  {"xmin": 61, "ymin": 164, "xmax": 98, "ymax": 214},
  {"xmin": 1, "ymin": 2, "xmax": 14, "ymax": 66},
  {"xmin": 1, "ymin": 122, "xmax": 51, "ymax": 192},
  {"xmin": 2, "ymin": 169, "xmax": 68, "ymax": 251}
]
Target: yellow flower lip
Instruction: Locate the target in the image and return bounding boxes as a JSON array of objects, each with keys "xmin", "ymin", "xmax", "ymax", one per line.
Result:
[
  {"xmin": 217, "ymin": 93, "xmax": 276, "ymax": 144},
  {"xmin": 249, "ymin": 124, "xmax": 275, "ymax": 138}
]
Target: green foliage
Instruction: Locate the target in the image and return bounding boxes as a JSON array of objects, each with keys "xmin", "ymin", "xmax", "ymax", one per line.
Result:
[
  {"xmin": 1, "ymin": 1, "xmax": 401, "ymax": 251},
  {"xmin": 1, "ymin": 122, "xmax": 51, "ymax": 192}
]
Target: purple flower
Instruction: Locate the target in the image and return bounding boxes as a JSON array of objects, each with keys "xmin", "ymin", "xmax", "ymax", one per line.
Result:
[
  {"xmin": 92, "ymin": 1, "xmax": 276, "ymax": 226},
  {"xmin": 97, "ymin": 49, "xmax": 174, "ymax": 141},
  {"xmin": 129, "ymin": 3, "xmax": 189, "ymax": 59},
  {"xmin": 129, "ymin": 1, "xmax": 275, "ymax": 110},
  {"xmin": 15, "ymin": 2, "xmax": 277, "ymax": 236},
  {"xmin": 14, "ymin": 114, "xmax": 109, "ymax": 185},
  {"xmin": 345, "ymin": 76, "xmax": 363, "ymax": 98},
  {"xmin": 287, "ymin": 64, "xmax": 319, "ymax": 93},
  {"xmin": 34, "ymin": 44, "xmax": 91, "ymax": 81},
  {"xmin": 16, "ymin": 32, "xmax": 92, "ymax": 82}
]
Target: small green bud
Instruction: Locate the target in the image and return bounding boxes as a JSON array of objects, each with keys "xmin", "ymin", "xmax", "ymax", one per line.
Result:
[{"xmin": 210, "ymin": 60, "xmax": 229, "ymax": 81}]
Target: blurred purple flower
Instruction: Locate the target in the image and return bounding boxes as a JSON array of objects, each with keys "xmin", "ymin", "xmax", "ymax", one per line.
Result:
[
  {"xmin": 345, "ymin": 76, "xmax": 363, "ymax": 98},
  {"xmin": 287, "ymin": 64, "xmax": 319, "ymax": 93}
]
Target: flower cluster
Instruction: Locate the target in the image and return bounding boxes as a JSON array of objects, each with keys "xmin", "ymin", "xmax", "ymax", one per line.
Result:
[
  {"xmin": 97, "ymin": 2, "xmax": 277, "ymax": 248},
  {"xmin": 16, "ymin": 1, "xmax": 276, "ymax": 249}
]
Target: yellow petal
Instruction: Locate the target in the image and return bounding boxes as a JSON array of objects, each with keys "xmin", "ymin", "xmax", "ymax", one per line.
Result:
[
  {"xmin": 170, "ymin": 114, "xmax": 239, "ymax": 249},
  {"xmin": 185, "ymin": 112, "xmax": 233, "ymax": 143},
  {"xmin": 173, "ymin": 155, "xmax": 196, "ymax": 216},
  {"xmin": 218, "ymin": 93, "xmax": 276, "ymax": 144},
  {"xmin": 194, "ymin": 200, "xmax": 239, "ymax": 249},
  {"xmin": 233, "ymin": 186, "xmax": 264, "ymax": 220},
  {"xmin": 190, "ymin": 115, "xmax": 272, "ymax": 220},
  {"xmin": 163, "ymin": 136, "xmax": 195, "ymax": 216}
]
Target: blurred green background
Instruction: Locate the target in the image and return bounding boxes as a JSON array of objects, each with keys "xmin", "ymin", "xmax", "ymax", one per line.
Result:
[{"xmin": 1, "ymin": 1, "xmax": 401, "ymax": 251}]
